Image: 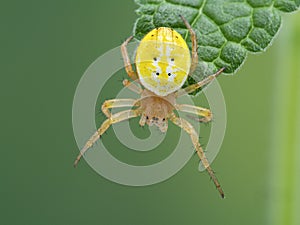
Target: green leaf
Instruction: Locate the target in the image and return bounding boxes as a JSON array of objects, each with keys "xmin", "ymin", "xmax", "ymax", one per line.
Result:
[{"xmin": 133, "ymin": 0, "xmax": 299, "ymax": 92}]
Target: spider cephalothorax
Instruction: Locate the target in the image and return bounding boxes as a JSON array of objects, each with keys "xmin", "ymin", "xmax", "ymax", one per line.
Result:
[
  {"xmin": 138, "ymin": 89, "xmax": 176, "ymax": 132},
  {"xmin": 74, "ymin": 15, "xmax": 225, "ymax": 198}
]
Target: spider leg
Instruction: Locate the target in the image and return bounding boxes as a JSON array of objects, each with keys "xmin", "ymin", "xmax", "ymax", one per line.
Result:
[
  {"xmin": 169, "ymin": 113, "xmax": 224, "ymax": 198},
  {"xmin": 176, "ymin": 67, "xmax": 225, "ymax": 97},
  {"xmin": 180, "ymin": 15, "xmax": 198, "ymax": 76},
  {"xmin": 121, "ymin": 36, "xmax": 138, "ymax": 80},
  {"xmin": 175, "ymin": 104, "xmax": 212, "ymax": 123},
  {"xmin": 123, "ymin": 79, "xmax": 143, "ymax": 94},
  {"xmin": 74, "ymin": 109, "xmax": 140, "ymax": 167},
  {"xmin": 102, "ymin": 98, "xmax": 138, "ymax": 118}
]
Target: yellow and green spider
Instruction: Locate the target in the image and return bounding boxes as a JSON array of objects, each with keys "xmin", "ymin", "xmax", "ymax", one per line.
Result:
[{"xmin": 74, "ymin": 15, "xmax": 225, "ymax": 198}]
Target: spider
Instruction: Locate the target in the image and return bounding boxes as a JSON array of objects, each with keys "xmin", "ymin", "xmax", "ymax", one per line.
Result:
[{"xmin": 74, "ymin": 15, "xmax": 225, "ymax": 198}]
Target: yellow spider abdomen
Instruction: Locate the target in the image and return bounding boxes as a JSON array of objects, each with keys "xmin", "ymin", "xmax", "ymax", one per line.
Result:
[{"xmin": 135, "ymin": 27, "xmax": 191, "ymax": 96}]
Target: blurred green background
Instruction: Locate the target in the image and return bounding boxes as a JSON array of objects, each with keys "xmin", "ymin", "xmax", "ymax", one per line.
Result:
[{"xmin": 1, "ymin": 1, "xmax": 299, "ymax": 225}]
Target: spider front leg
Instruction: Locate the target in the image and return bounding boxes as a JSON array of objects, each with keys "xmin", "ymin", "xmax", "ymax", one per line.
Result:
[
  {"xmin": 74, "ymin": 109, "xmax": 140, "ymax": 167},
  {"xmin": 176, "ymin": 67, "xmax": 225, "ymax": 97},
  {"xmin": 121, "ymin": 36, "xmax": 138, "ymax": 80},
  {"xmin": 180, "ymin": 15, "xmax": 198, "ymax": 76},
  {"xmin": 169, "ymin": 113, "xmax": 225, "ymax": 198},
  {"xmin": 175, "ymin": 104, "xmax": 212, "ymax": 123}
]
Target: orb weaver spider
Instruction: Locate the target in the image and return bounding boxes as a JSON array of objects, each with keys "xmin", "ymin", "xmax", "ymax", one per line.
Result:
[{"xmin": 74, "ymin": 15, "xmax": 225, "ymax": 198}]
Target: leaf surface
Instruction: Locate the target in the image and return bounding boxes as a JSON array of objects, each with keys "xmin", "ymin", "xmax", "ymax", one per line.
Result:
[{"xmin": 133, "ymin": 0, "xmax": 299, "ymax": 90}]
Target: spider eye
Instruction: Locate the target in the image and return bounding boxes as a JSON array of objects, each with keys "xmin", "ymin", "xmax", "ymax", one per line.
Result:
[
  {"xmin": 153, "ymin": 57, "xmax": 157, "ymax": 61},
  {"xmin": 168, "ymin": 73, "xmax": 171, "ymax": 76},
  {"xmin": 171, "ymin": 58, "xmax": 174, "ymax": 61},
  {"xmin": 156, "ymin": 72, "xmax": 160, "ymax": 76}
]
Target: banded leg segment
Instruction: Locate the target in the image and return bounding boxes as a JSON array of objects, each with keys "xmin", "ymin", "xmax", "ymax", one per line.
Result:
[
  {"xmin": 73, "ymin": 109, "xmax": 140, "ymax": 167},
  {"xmin": 176, "ymin": 67, "xmax": 225, "ymax": 97},
  {"xmin": 123, "ymin": 79, "xmax": 143, "ymax": 94},
  {"xmin": 101, "ymin": 98, "xmax": 138, "ymax": 118},
  {"xmin": 121, "ymin": 36, "xmax": 138, "ymax": 80},
  {"xmin": 180, "ymin": 15, "xmax": 198, "ymax": 76},
  {"xmin": 175, "ymin": 104, "xmax": 212, "ymax": 123},
  {"xmin": 169, "ymin": 113, "xmax": 224, "ymax": 198}
]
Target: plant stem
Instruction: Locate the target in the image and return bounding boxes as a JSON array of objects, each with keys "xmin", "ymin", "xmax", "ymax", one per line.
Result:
[{"xmin": 268, "ymin": 14, "xmax": 300, "ymax": 225}]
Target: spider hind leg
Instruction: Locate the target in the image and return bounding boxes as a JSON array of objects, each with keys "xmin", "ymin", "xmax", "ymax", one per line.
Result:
[
  {"xmin": 179, "ymin": 15, "xmax": 198, "ymax": 76},
  {"xmin": 121, "ymin": 36, "xmax": 138, "ymax": 80}
]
